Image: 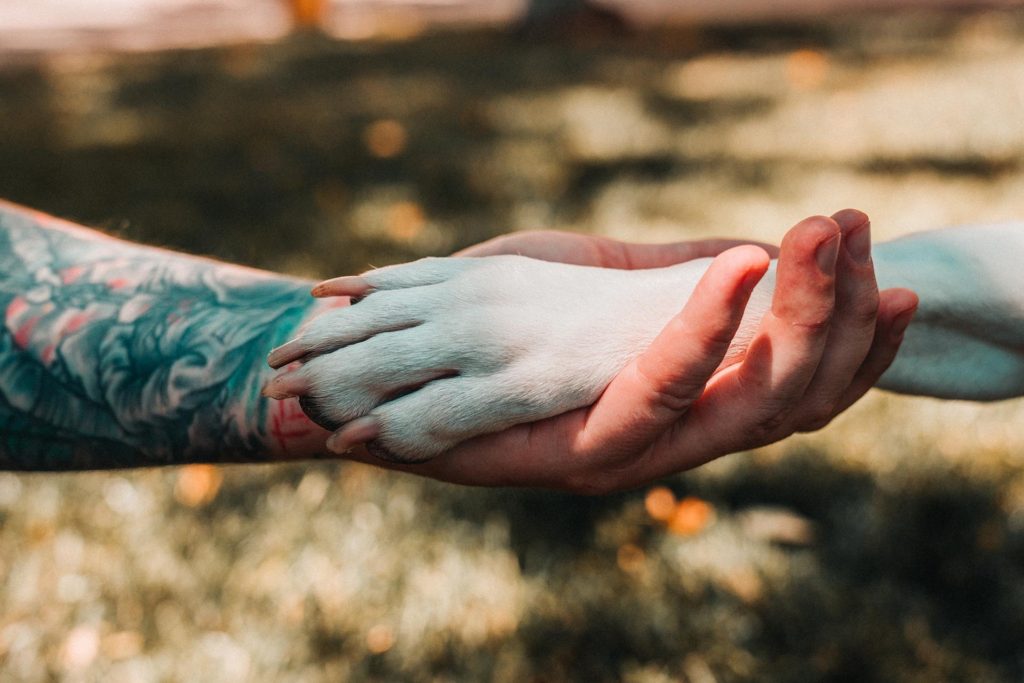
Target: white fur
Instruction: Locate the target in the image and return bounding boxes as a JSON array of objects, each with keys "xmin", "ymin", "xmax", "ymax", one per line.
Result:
[{"xmin": 293, "ymin": 223, "xmax": 1024, "ymax": 461}]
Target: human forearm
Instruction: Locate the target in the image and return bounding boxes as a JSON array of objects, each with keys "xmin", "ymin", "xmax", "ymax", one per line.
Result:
[{"xmin": 0, "ymin": 201, "xmax": 331, "ymax": 470}]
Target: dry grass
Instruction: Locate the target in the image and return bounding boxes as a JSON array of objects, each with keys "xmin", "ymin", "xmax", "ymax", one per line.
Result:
[{"xmin": 2, "ymin": 9, "xmax": 1024, "ymax": 681}]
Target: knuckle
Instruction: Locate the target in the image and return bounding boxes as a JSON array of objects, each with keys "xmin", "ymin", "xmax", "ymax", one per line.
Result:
[
  {"xmin": 789, "ymin": 313, "xmax": 833, "ymax": 334},
  {"xmin": 797, "ymin": 406, "xmax": 837, "ymax": 432},
  {"xmin": 697, "ymin": 325, "xmax": 739, "ymax": 355},
  {"xmin": 650, "ymin": 377, "xmax": 703, "ymax": 414},
  {"xmin": 636, "ymin": 363, "xmax": 702, "ymax": 414},
  {"xmin": 849, "ymin": 293, "xmax": 880, "ymax": 326},
  {"xmin": 752, "ymin": 409, "xmax": 792, "ymax": 439},
  {"xmin": 678, "ymin": 309, "xmax": 737, "ymax": 353},
  {"xmin": 563, "ymin": 449, "xmax": 643, "ymax": 495},
  {"xmin": 652, "ymin": 385, "xmax": 700, "ymax": 414}
]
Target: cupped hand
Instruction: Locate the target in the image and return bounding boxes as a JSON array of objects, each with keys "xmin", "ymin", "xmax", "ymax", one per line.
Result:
[
  {"xmin": 457, "ymin": 229, "xmax": 779, "ymax": 268},
  {"xmin": 342, "ymin": 210, "xmax": 918, "ymax": 493}
]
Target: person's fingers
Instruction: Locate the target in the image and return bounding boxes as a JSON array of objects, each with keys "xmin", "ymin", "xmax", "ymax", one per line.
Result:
[
  {"xmin": 455, "ymin": 230, "xmax": 781, "ymax": 268},
  {"xmin": 332, "ymin": 413, "xmax": 579, "ymax": 488},
  {"xmin": 630, "ymin": 216, "xmax": 842, "ymax": 473},
  {"xmin": 337, "ymin": 295, "xmax": 910, "ymax": 483},
  {"xmin": 731, "ymin": 216, "xmax": 841, "ymax": 426},
  {"xmin": 615, "ymin": 239, "xmax": 780, "ymax": 269},
  {"xmin": 419, "ymin": 245, "xmax": 770, "ymax": 489},
  {"xmin": 391, "ymin": 247, "xmax": 771, "ymax": 490},
  {"xmin": 455, "ymin": 230, "xmax": 610, "ymax": 265},
  {"xmin": 788, "ymin": 209, "xmax": 880, "ymax": 430},
  {"xmin": 576, "ymin": 245, "xmax": 770, "ymax": 459},
  {"xmin": 825, "ymin": 288, "xmax": 919, "ymax": 418}
]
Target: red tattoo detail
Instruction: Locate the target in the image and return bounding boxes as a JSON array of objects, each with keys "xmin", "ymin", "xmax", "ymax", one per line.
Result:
[
  {"xmin": 14, "ymin": 317, "xmax": 39, "ymax": 348},
  {"xmin": 61, "ymin": 266, "xmax": 85, "ymax": 284},
  {"xmin": 270, "ymin": 397, "xmax": 317, "ymax": 454},
  {"xmin": 107, "ymin": 278, "xmax": 130, "ymax": 289},
  {"xmin": 63, "ymin": 312, "xmax": 92, "ymax": 335},
  {"xmin": 6, "ymin": 296, "xmax": 27, "ymax": 320},
  {"xmin": 41, "ymin": 344, "xmax": 56, "ymax": 365}
]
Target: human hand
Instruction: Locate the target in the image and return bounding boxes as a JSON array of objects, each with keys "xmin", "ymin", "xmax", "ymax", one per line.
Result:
[
  {"xmin": 456, "ymin": 229, "xmax": 779, "ymax": 268},
  {"xmin": 337, "ymin": 210, "xmax": 917, "ymax": 492}
]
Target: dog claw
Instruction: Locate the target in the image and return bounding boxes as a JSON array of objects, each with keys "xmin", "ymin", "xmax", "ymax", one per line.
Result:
[
  {"xmin": 268, "ymin": 339, "xmax": 306, "ymax": 369},
  {"xmin": 312, "ymin": 276, "xmax": 372, "ymax": 298},
  {"xmin": 326, "ymin": 416, "xmax": 381, "ymax": 454},
  {"xmin": 261, "ymin": 371, "xmax": 310, "ymax": 399}
]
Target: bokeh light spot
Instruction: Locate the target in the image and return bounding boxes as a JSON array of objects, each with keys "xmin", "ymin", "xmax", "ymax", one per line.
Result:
[
  {"xmin": 616, "ymin": 543, "xmax": 646, "ymax": 575},
  {"xmin": 366, "ymin": 623, "xmax": 395, "ymax": 654},
  {"xmin": 174, "ymin": 464, "xmax": 223, "ymax": 508},
  {"xmin": 387, "ymin": 201, "xmax": 426, "ymax": 242},
  {"xmin": 720, "ymin": 567, "xmax": 764, "ymax": 604},
  {"xmin": 786, "ymin": 49, "xmax": 829, "ymax": 90},
  {"xmin": 667, "ymin": 496, "xmax": 715, "ymax": 536},
  {"xmin": 61, "ymin": 625, "xmax": 99, "ymax": 671},
  {"xmin": 364, "ymin": 119, "xmax": 408, "ymax": 159},
  {"xmin": 102, "ymin": 630, "xmax": 144, "ymax": 660},
  {"xmin": 288, "ymin": 0, "xmax": 327, "ymax": 30},
  {"xmin": 644, "ymin": 486, "xmax": 677, "ymax": 522}
]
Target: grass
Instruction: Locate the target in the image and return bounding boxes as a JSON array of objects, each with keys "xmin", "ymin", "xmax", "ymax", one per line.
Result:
[{"xmin": 1, "ymin": 9, "xmax": 1024, "ymax": 680}]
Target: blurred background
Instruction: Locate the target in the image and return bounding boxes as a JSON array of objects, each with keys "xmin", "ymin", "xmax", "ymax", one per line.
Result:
[{"xmin": 3, "ymin": 0, "xmax": 1024, "ymax": 680}]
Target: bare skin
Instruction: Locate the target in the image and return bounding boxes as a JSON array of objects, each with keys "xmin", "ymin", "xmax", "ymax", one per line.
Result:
[
  {"xmin": 297, "ymin": 210, "xmax": 917, "ymax": 493},
  {"xmin": 0, "ymin": 200, "xmax": 332, "ymax": 468},
  {"xmin": 0, "ymin": 199, "xmax": 908, "ymax": 491}
]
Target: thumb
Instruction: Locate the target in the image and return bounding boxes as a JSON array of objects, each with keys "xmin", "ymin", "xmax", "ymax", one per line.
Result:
[{"xmin": 576, "ymin": 245, "xmax": 770, "ymax": 458}]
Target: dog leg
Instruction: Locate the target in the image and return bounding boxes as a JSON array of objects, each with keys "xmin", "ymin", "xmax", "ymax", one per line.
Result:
[{"xmin": 267, "ymin": 223, "xmax": 1024, "ymax": 461}]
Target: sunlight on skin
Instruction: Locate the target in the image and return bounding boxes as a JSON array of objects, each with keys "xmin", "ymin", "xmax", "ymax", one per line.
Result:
[
  {"xmin": 5, "ymin": 196, "xmax": 1018, "ymax": 489},
  {"xmin": 267, "ymin": 211, "xmax": 926, "ymax": 491},
  {"xmin": 0, "ymin": 200, "xmax": 336, "ymax": 468},
  {"xmin": 315, "ymin": 214, "xmax": 1019, "ymax": 491}
]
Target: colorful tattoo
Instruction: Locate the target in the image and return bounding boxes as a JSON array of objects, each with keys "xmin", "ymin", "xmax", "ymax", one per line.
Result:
[{"xmin": 0, "ymin": 203, "xmax": 320, "ymax": 470}]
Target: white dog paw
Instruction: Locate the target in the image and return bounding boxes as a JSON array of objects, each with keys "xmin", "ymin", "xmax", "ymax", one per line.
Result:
[{"xmin": 265, "ymin": 255, "xmax": 709, "ymax": 462}]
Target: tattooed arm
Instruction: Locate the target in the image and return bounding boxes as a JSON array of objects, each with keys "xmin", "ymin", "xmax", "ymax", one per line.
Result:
[
  {"xmin": 0, "ymin": 201, "xmax": 902, "ymax": 485},
  {"xmin": 0, "ymin": 201, "xmax": 334, "ymax": 470}
]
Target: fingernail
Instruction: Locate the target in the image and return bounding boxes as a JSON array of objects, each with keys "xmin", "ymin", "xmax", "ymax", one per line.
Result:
[
  {"xmin": 816, "ymin": 234, "xmax": 840, "ymax": 274},
  {"xmin": 845, "ymin": 222, "xmax": 872, "ymax": 263},
  {"xmin": 892, "ymin": 307, "xmax": 916, "ymax": 337}
]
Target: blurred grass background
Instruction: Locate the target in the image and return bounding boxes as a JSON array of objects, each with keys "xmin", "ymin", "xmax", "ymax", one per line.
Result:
[{"xmin": 2, "ymin": 1, "xmax": 1024, "ymax": 681}]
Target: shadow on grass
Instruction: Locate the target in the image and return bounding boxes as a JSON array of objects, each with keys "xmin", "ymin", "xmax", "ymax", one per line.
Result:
[
  {"xmin": 4, "ymin": 17, "xmax": 1024, "ymax": 680},
  {"xmin": 423, "ymin": 450, "xmax": 1024, "ymax": 681}
]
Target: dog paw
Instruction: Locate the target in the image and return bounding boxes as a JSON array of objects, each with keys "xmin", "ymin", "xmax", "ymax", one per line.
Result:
[{"xmin": 264, "ymin": 255, "xmax": 706, "ymax": 462}]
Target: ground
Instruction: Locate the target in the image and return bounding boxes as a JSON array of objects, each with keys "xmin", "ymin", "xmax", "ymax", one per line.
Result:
[{"xmin": 1, "ymin": 7, "xmax": 1024, "ymax": 682}]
